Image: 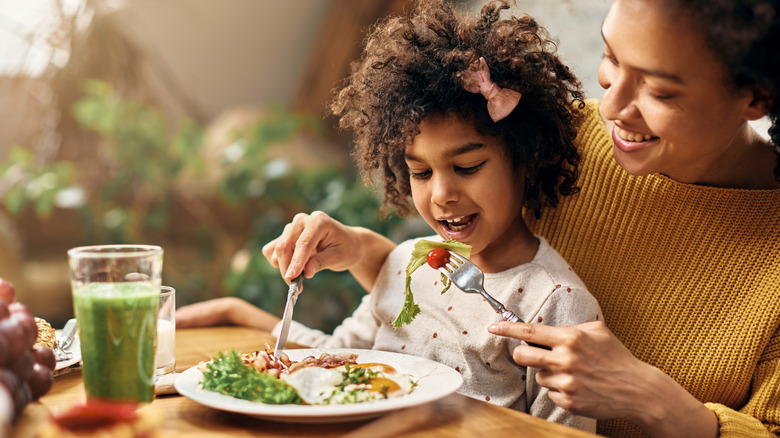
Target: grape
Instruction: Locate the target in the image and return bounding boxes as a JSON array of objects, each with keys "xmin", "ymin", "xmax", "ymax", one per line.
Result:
[
  {"xmin": 0, "ymin": 319, "xmax": 26, "ymax": 358},
  {"xmin": 0, "ymin": 282, "xmax": 57, "ymax": 422},
  {"xmin": 10, "ymin": 312, "xmax": 36, "ymax": 349},
  {"xmin": 0, "ymin": 369, "xmax": 19, "ymax": 395},
  {"xmin": 32, "ymin": 347, "xmax": 56, "ymax": 371},
  {"xmin": 0, "ymin": 301, "xmax": 9, "ymax": 320},
  {"xmin": 0, "ymin": 384, "xmax": 12, "ymax": 426},
  {"xmin": 0, "ymin": 369, "xmax": 23, "ymax": 419},
  {"xmin": 12, "ymin": 382, "xmax": 31, "ymax": 417},
  {"xmin": 27, "ymin": 363, "xmax": 53, "ymax": 400},
  {"xmin": 7, "ymin": 302, "xmax": 32, "ymax": 319},
  {"xmin": 0, "ymin": 335, "xmax": 8, "ymax": 366},
  {"xmin": 9, "ymin": 351, "xmax": 33, "ymax": 382},
  {"xmin": 0, "ymin": 279, "xmax": 15, "ymax": 304}
]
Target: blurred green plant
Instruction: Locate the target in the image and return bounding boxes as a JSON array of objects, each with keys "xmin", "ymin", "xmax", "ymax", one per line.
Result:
[
  {"xmin": 0, "ymin": 79, "xmax": 424, "ymax": 332},
  {"xmin": 71, "ymin": 79, "xmax": 207, "ymax": 243},
  {"xmin": 0, "ymin": 146, "xmax": 77, "ymax": 217}
]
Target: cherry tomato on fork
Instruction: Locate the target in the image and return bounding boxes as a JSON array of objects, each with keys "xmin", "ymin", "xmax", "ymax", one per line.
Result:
[{"xmin": 427, "ymin": 248, "xmax": 451, "ymax": 269}]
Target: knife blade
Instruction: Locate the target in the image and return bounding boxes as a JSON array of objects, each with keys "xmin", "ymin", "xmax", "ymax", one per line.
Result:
[
  {"xmin": 273, "ymin": 273, "xmax": 303, "ymax": 358},
  {"xmin": 59, "ymin": 318, "xmax": 77, "ymax": 350}
]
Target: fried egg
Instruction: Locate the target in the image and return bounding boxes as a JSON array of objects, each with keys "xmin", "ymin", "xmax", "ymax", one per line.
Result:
[{"xmin": 281, "ymin": 364, "xmax": 415, "ymax": 405}]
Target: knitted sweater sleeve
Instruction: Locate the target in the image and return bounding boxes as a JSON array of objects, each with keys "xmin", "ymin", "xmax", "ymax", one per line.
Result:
[{"xmin": 706, "ymin": 325, "xmax": 780, "ymax": 437}]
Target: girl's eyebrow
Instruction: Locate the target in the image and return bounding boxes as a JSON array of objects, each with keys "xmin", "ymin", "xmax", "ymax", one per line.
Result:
[
  {"xmin": 405, "ymin": 142, "xmax": 485, "ymax": 162},
  {"xmin": 601, "ymin": 30, "xmax": 683, "ymax": 84}
]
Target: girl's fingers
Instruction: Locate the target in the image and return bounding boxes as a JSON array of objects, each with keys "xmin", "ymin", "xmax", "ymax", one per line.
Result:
[
  {"xmin": 272, "ymin": 214, "xmax": 309, "ymax": 279},
  {"xmin": 262, "ymin": 237, "xmax": 281, "ymax": 269},
  {"xmin": 287, "ymin": 220, "xmax": 327, "ymax": 279}
]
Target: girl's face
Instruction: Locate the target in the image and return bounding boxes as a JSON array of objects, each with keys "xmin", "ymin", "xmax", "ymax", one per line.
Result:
[
  {"xmin": 404, "ymin": 114, "xmax": 532, "ymax": 272},
  {"xmin": 598, "ymin": 0, "xmax": 765, "ymax": 185}
]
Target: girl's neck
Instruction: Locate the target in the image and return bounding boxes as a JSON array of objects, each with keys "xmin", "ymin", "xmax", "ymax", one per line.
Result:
[{"xmin": 471, "ymin": 223, "xmax": 539, "ymax": 274}]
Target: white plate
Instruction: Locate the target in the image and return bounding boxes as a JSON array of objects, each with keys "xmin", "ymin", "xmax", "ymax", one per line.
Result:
[
  {"xmin": 175, "ymin": 348, "xmax": 463, "ymax": 423},
  {"xmin": 54, "ymin": 329, "xmax": 81, "ymax": 372}
]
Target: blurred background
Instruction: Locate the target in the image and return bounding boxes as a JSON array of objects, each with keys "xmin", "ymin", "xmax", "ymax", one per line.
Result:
[{"xmin": 1, "ymin": 0, "xmax": 767, "ymax": 332}]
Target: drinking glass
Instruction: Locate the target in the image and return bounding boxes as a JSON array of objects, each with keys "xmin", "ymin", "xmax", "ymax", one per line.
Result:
[
  {"xmin": 68, "ymin": 244, "xmax": 163, "ymax": 403},
  {"xmin": 155, "ymin": 286, "xmax": 176, "ymax": 376}
]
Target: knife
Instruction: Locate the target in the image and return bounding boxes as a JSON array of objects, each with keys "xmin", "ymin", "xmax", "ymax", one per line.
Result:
[
  {"xmin": 59, "ymin": 318, "xmax": 78, "ymax": 350},
  {"xmin": 273, "ymin": 273, "xmax": 303, "ymax": 358}
]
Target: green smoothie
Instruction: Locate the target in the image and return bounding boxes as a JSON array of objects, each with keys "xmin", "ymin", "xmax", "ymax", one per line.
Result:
[{"xmin": 73, "ymin": 282, "xmax": 160, "ymax": 403}]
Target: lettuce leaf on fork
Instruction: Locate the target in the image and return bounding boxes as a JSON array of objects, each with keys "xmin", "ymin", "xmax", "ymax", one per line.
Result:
[{"xmin": 392, "ymin": 239, "xmax": 471, "ymax": 328}]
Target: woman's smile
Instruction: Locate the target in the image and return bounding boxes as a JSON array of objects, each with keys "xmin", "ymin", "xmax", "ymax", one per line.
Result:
[{"xmin": 611, "ymin": 125, "xmax": 659, "ymax": 153}]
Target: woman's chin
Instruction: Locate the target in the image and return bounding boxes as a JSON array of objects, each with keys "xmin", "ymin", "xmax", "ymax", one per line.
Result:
[{"xmin": 612, "ymin": 145, "xmax": 659, "ymax": 177}]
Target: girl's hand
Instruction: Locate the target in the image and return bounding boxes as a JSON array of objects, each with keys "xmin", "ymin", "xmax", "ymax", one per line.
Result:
[
  {"xmin": 488, "ymin": 321, "xmax": 718, "ymax": 438},
  {"xmin": 262, "ymin": 211, "xmax": 396, "ymax": 291},
  {"xmin": 176, "ymin": 297, "xmax": 280, "ymax": 331}
]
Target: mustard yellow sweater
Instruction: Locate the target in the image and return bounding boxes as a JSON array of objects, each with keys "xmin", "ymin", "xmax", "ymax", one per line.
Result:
[{"xmin": 526, "ymin": 100, "xmax": 780, "ymax": 437}]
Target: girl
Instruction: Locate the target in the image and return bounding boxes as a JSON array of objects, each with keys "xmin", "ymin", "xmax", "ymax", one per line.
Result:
[{"xmin": 262, "ymin": 0, "xmax": 602, "ymax": 431}]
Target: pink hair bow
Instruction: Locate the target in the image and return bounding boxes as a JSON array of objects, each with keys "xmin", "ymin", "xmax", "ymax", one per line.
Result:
[{"xmin": 462, "ymin": 57, "xmax": 521, "ymax": 122}]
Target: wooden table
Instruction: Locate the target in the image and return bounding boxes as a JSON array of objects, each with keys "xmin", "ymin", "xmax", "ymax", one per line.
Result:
[{"xmin": 16, "ymin": 326, "xmax": 599, "ymax": 437}]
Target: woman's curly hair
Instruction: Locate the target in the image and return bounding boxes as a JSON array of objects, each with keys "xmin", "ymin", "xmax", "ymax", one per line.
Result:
[
  {"xmin": 329, "ymin": 0, "xmax": 585, "ymax": 217},
  {"xmin": 667, "ymin": 0, "xmax": 780, "ymax": 180}
]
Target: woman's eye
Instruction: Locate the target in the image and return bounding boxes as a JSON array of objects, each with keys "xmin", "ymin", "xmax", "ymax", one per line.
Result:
[
  {"xmin": 456, "ymin": 162, "xmax": 485, "ymax": 175},
  {"xmin": 601, "ymin": 50, "xmax": 618, "ymax": 66}
]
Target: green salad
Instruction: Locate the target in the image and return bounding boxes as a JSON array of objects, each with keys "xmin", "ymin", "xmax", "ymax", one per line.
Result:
[
  {"xmin": 392, "ymin": 239, "xmax": 471, "ymax": 328},
  {"xmin": 201, "ymin": 349, "xmax": 302, "ymax": 404}
]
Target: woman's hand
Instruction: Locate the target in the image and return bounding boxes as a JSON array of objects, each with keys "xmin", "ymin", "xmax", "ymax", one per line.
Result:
[
  {"xmin": 488, "ymin": 321, "xmax": 718, "ymax": 438},
  {"xmin": 262, "ymin": 211, "xmax": 396, "ymax": 291}
]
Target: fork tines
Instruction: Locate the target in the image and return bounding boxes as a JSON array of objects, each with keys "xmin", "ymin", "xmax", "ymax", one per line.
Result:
[{"xmin": 443, "ymin": 251, "xmax": 465, "ymax": 272}]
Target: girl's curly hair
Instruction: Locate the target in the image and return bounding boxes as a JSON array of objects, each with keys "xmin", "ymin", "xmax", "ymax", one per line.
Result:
[
  {"xmin": 329, "ymin": 0, "xmax": 585, "ymax": 217},
  {"xmin": 667, "ymin": 0, "xmax": 780, "ymax": 180}
]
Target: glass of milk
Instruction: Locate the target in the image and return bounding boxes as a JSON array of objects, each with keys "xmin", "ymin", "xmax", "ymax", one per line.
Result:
[{"xmin": 155, "ymin": 286, "xmax": 176, "ymax": 376}]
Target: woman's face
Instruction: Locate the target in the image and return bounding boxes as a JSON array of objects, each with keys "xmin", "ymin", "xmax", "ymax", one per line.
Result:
[
  {"xmin": 404, "ymin": 114, "xmax": 530, "ymax": 272},
  {"xmin": 598, "ymin": 0, "xmax": 763, "ymax": 184}
]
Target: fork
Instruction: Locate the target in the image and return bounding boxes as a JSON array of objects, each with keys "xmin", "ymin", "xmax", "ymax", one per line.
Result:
[
  {"xmin": 439, "ymin": 252, "xmax": 551, "ymax": 350},
  {"xmin": 55, "ymin": 318, "xmax": 76, "ymax": 362},
  {"xmin": 438, "ymin": 252, "xmax": 523, "ymax": 322},
  {"xmin": 54, "ymin": 344, "xmax": 72, "ymax": 361}
]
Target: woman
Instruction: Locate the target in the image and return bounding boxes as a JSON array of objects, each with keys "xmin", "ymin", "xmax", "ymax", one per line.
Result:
[
  {"xmin": 185, "ymin": 0, "xmax": 780, "ymax": 435},
  {"xmin": 485, "ymin": 0, "xmax": 780, "ymax": 436}
]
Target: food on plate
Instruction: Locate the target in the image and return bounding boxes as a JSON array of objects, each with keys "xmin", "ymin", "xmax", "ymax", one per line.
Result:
[
  {"xmin": 199, "ymin": 345, "xmax": 417, "ymax": 405},
  {"xmin": 39, "ymin": 400, "xmax": 161, "ymax": 438},
  {"xmin": 33, "ymin": 317, "xmax": 57, "ymax": 351},
  {"xmin": 201, "ymin": 350, "xmax": 301, "ymax": 404},
  {"xmin": 392, "ymin": 239, "xmax": 471, "ymax": 328},
  {"xmin": 283, "ymin": 362, "xmax": 415, "ymax": 405}
]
